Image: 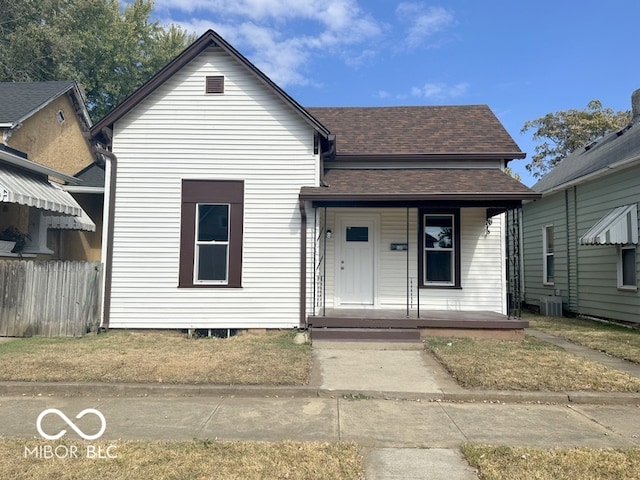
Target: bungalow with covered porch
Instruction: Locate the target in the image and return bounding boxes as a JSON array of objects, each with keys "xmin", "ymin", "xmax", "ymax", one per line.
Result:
[{"xmin": 89, "ymin": 29, "xmax": 539, "ymax": 341}]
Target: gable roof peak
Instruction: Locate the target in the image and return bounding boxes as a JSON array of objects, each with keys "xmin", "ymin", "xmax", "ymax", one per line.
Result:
[{"xmin": 91, "ymin": 29, "xmax": 330, "ymax": 144}]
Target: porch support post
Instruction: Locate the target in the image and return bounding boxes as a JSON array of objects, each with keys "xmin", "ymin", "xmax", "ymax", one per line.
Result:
[
  {"xmin": 406, "ymin": 207, "xmax": 409, "ymax": 317},
  {"xmin": 322, "ymin": 206, "xmax": 327, "ymax": 317},
  {"xmin": 312, "ymin": 207, "xmax": 317, "ymax": 317},
  {"xmin": 507, "ymin": 207, "xmax": 522, "ymax": 319},
  {"xmin": 417, "ymin": 209, "xmax": 420, "ymax": 319}
]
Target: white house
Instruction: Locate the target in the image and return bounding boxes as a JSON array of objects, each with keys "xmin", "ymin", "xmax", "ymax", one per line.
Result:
[{"xmin": 91, "ymin": 30, "xmax": 539, "ymax": 339}]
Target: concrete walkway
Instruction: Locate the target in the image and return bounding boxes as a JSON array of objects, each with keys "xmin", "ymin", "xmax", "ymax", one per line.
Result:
[{"xmin": 1, "ymin": 330, "xmax": 639, "ymax": 479}]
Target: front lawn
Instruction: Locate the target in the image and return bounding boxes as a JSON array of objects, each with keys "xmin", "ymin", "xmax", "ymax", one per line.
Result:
[
  {"xmin": 4, "ymin": 439, "xmax": 364, "ymax": 480},
  {"xmin": 528, "ymin": 314, "xmax": 640, "ymax": 364},
  {"xmin": 425, "ymin": 336, "xmax": 640, "ymax": 391},
  {"xmin": 0, "ymin": 329, "xmax": 311, "ymax": 385},
  {"xmin": 462, "ymin": 445, "xmax": 640, "ymax": 480}
]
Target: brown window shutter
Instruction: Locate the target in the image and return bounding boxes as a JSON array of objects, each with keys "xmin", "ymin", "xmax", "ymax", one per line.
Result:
[{"xmin": 205, "ymin": 76, "xmax": 224, "ymax": 94}]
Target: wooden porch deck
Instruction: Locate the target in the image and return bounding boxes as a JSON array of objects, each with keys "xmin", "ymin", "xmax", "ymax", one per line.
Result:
[
  {"xmin": 308, "ymin": 309, "xmax": 528, "ymax": 329},
  {"xmin": 308, "ymin": 309, "xmax": 527, "ymax": 342}
]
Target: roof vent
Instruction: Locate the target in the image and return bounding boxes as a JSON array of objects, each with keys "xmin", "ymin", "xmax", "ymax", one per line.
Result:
[{"xmin": 206, "ymin": 76, "xmax": 224, "ymax": 94}]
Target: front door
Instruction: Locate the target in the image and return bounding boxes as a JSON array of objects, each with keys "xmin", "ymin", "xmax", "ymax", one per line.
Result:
[{"xmin": 336, "ymin": 215, "xmax": 377, "ymax": 306}]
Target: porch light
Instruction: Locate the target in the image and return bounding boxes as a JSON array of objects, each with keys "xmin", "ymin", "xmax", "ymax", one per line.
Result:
[{"xmin": 326, "ymin": 229, "xmax": 332, "ymax": 239}]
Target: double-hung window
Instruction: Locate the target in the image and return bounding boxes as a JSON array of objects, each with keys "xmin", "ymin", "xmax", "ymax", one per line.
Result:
[
  {"xmin": 419, "ymin": 209, "xmax": 460, "ymax": 287},
  {"xmin": 179, "ymin": 180, "xmax": 243, "ymax": 288},
  {"xmin": 543, "ymin": 225, "xmax": 554, "ymax": 285},
  {"xmin": 618, "ymin": 245, "xmax": 637, "ymax": 290},
  {"xmin": 195, "ymin": 204, "xmax": 229, "ymax": 283}
]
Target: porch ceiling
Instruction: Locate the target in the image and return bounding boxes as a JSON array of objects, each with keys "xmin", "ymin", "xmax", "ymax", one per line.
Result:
[{"xmin": 299, "ymin": 168, "xmax": 540, "ymax": 204}]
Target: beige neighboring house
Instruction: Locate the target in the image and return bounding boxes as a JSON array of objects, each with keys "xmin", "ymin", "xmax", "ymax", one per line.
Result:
[{"xmin": 0, "ymin": 81, "xmax": 102, "ymax": 260}]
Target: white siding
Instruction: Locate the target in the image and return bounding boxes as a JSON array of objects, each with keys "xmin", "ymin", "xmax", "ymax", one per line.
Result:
[
  {"xmin": 313, "ymin": 207, "xmax": 505, "ymax": 313},
  {"xmin": 109, "ymin": 47, "xmax": 318, "ymax": 328}
]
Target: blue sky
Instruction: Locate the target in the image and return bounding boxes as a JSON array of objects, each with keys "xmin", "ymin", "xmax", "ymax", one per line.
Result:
[{"xmin": 152, "ymin": 0, "xmax": 640, "ymax": 187}]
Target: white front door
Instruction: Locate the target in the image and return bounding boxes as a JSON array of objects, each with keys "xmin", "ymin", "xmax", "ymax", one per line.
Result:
[{"xmin": 336, "ymin": 215, "xmax": 377, "ymax": 306}]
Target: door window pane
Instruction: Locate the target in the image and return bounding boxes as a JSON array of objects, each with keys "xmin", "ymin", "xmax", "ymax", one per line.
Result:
[{"xmin": 346, "ymin": 226, "xmax": 368, "ymax": 242}]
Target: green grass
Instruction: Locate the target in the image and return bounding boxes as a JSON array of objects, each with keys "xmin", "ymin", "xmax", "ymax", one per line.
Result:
[
  {"xmin": 425, "ymin": 336, "xmax": 640, "ymax": 391},
  {"xmin": 0, "ymin": 329, "xmax": 311, "ymax": 385},
  {"xmin": 462, "ymin": 444, "xmax": 640, "ymax": 480},
  {"xmin": 528, "ymin": 314, "xmax": 640, "ymax": 363}
]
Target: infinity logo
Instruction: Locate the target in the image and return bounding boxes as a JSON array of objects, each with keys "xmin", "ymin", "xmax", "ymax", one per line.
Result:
[{"xmin": 36, "ymin": 408, "xmax": 107, "ymax": 441}]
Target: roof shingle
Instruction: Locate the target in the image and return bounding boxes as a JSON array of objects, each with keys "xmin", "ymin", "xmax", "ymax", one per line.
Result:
[
  {"xmin": 306, "ymin": 106, "xmax": 523, "ymax": 157},
  {"xmin": 0, "ymin": 81, "xmax": 77, "ymax": 125},
  {"xmin": 300, "ymin": 169, "xmax": 539, "ymax": 201}
]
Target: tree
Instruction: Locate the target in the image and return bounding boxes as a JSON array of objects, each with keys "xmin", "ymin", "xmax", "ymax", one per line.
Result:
[
  {"xmin": 521, "ymin": 100, "xmax": 632, "ymax": 178},
  {"xmin": 0, "ymin": 0, "xmax": 194, "ymax": 120}
]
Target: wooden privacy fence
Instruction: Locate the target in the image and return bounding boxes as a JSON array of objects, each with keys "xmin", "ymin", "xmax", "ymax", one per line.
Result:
[{"xmin": 0, "ymin": 260, "xmax": 102, "ymax": 337}]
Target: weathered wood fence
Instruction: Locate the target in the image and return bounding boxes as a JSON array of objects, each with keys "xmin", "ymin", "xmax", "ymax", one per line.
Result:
[{"xmin": 0, "ymin": 261, "xmax": 102, "ymax": 337}]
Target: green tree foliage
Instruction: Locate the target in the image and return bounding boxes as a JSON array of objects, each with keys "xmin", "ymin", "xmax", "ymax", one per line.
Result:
[
  {"xmin": 0, "ymin": 0, "xmax": 194, "ymax": 120},
  {"xmin": 521, "ymin": 100, "xmax": 632, "ymax": 178}
]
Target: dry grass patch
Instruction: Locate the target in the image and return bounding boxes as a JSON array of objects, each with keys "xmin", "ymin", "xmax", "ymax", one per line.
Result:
[
  {"xmin": 3, "ymin": 439, "xmax": 364, "ymax": 480},
  {"xmin": 0, "ymin": 330, "xmax": 310, "ymax": 385},
  {"xmin": 462, "ymin": 444, "xmax": 640, "ymax": 480},
  {"xmin": 528, "ymin": 314, "xmax": 640, "ymax": 364},
  {"xmin": 425, "ymin": 336, "xmax": 640, "ymax": 391}
]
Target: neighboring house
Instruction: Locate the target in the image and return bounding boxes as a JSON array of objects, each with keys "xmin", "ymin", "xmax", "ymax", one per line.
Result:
[
  {"xmin": 91, "ymin": 30, "xmax": 539, "ymax": 334},
  {"xmin": 522, "ymin": 88, "xmax": 640, "ymax": 323},
  {"xmin": 0, "ymin": 145, "xmax": 95, "ymax": 257},
  {"xmin": 0, "ymin": 81, "xmax": 101, "ymax": 258}
]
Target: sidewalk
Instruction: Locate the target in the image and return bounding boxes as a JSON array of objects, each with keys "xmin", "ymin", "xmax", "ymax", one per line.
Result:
[{"xmin": 1, "ymin": 330, "xmax": 639, "ymax": 479}]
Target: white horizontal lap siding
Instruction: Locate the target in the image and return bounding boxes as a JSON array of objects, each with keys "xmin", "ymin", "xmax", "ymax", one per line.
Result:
[
  {"xmin": 418, "ymin": 209, "xmax": 504, "ymax": 312},
  {"xmin": 108, "ymin": 47, "xmax": 318, "ymax": 329},
  {"xmin": 378, "ymin": 209, "xmax": 418, "ymax": 308},
  {"xmin": 315, "ymin": 208, "xmax": 504, "ymax": 312}
]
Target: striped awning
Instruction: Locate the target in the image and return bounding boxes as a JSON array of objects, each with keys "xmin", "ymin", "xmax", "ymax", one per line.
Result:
[
  {"xmin": 0, "ymin": 166, "xmax": 95, "ymax": 231},
  {"xmin": 579, "ymin": 204, "xmax": 638, "ymax": 245},
  {"xmin": 45, "ymin": 208, "xmax": 95, "ymax": 232}
]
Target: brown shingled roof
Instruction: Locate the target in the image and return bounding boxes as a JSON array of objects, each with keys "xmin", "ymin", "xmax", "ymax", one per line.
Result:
[
  {"xmin": 306, "ymin": 106, "xmax": 524, "ymax": 157},
  {"xmin": 300, "ymin": 169, "xmax": 539, "ymax": 201}
]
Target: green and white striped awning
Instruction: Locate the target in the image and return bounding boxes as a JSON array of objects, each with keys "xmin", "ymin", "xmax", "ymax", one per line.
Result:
[{"xmin": 579, "ymin": 204, "xmax": 638, "ymax": 245}]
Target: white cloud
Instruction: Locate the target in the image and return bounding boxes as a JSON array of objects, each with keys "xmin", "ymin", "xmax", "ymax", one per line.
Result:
[
  {"xmin": 396, "ymin": 3, "xmax": 455, "ymax": 49},
  {"xmin": 412, "ymin": 82, "xmax": 469, "ymax": 100},
  {"xmin": 154, "ymin": 0, "xmax": 385, "ymax": 86}
]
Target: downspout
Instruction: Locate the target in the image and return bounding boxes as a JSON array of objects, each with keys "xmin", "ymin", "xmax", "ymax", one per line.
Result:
[
  {"xmin": 93, "ymin": 142, "xmax": 117, "ymax": 330},
  {"xmin": 299, "ymin": 198, "xmax": 307, "ymax": 328}
]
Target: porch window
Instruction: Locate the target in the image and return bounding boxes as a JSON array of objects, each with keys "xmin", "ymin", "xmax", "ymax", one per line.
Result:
[
  {"xmin": 618, "ymin": 245, "xmax": 637, "ymax": 290},
  {"xmin": 419, "ymin": 210, "xmax": 460, "ymax": 287},
  {"xmin": 543, "ymin": 225, "xmax": 554, "ymax": 285},
  {"xmin": 179, "ymin": 180, "xmax": 244, "ymax": 288}
]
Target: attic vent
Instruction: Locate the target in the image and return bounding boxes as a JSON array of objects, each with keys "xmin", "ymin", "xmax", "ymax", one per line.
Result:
[
  {"xmin": 206, "ymin": 76, "xmax": 224, "ymax": 94},
  {"xmin": 56, "ymin": 110, "xmax": 65, "ymax": 124}
]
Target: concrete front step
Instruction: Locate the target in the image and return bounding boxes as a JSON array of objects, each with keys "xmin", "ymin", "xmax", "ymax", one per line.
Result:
[{"xmin": 310, "ymin": 327, "xmax": 421, "ymax": 343}]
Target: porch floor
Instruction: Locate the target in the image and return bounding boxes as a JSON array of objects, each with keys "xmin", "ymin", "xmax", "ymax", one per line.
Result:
[{"xmin": 308, "ymin": 309, "xmax": 528, "ymax": 330}]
